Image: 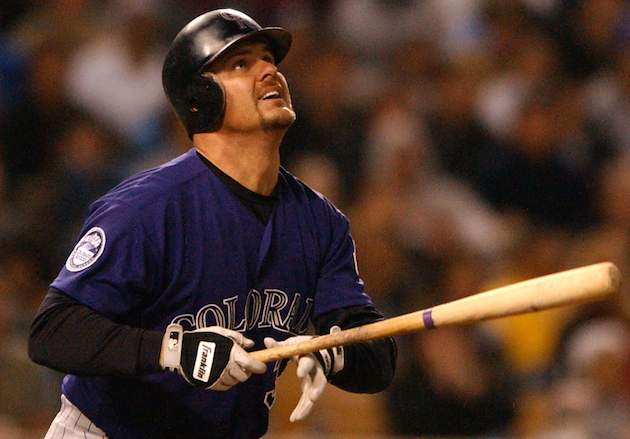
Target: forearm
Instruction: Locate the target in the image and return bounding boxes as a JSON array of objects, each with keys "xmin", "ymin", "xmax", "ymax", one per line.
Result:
[
  {"xmin": 313, "ymin": 305, "xmax": 397, "ymax": 393},
  {"xmin": 28, "ymin": 288, "xmax": 163, "ymax": 376}
]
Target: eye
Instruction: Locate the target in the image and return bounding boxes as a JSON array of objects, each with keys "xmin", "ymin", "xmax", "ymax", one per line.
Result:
[
  {"xmin": 233, "ymin": 58, "xmax": 248, "ymax": 70},
  {"xmin": 262, "ymin": 54, "xmax": 275, "ymax": 64}
]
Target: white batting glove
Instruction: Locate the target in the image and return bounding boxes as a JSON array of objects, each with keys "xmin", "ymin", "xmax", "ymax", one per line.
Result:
[
  {"xmin": 160, "ymin": 324, "xmax": 266, "ymax": 390},
  {"xmin": 264, "ymin": 326, "xmax": 344, "ymax": 422}
]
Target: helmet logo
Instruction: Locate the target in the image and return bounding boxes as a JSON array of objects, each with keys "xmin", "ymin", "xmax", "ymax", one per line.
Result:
[{"xmin": 219, "ymin": 11, "xmax": 253, "ymax": 31}]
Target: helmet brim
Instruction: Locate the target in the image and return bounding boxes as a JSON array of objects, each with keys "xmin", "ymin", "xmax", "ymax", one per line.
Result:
[{"xmin": 200, "ymin": 27, "xmax": 292, "ymax": 72}]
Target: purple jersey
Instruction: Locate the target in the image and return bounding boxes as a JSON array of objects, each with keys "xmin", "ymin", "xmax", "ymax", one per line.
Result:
[{"xmin": 51, "ymin": 148, "xmax": 371, "ymax": 438}]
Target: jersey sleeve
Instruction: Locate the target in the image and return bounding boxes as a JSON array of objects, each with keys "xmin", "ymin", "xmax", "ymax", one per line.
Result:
[
  {"xmin": 313, "ymin": 199, "xmax": 373, "ymax": 318},
  {"xmin": 50, "ymin": 200, "xmax": 160, "ymax": 321}
]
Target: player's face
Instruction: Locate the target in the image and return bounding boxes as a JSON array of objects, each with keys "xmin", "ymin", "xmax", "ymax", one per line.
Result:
[{"xmin": 207, "ymin": 40, "xmax": 295, "ymax": 133}]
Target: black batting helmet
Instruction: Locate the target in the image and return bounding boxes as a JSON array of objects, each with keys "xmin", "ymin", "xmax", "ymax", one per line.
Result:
[{"xmin": 162, "ymin": 9, "xmax": 292, "ymax": 137}]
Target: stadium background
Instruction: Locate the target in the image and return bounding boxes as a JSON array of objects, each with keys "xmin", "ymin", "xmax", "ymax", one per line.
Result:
[{"xmin": 0, "ymin": 0, "xmax": 629, "ymax": 437}]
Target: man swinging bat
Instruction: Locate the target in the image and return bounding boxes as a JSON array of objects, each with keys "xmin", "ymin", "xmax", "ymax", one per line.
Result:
[{"xmin": 28, "ymin": 9, "xmax": 396, "ymax": 439}]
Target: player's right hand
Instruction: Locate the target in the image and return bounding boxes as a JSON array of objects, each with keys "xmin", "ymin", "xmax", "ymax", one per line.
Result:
[
  {"xmin": 264, "ymin": 326, "xmax": 344, "ymax": 422},
  {"xmin": 160, "ymin": 324, "xmax": 266, "ymax": 390}
]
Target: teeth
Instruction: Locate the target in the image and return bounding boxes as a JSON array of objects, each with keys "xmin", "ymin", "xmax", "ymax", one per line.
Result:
[{"xmin": 262, "ymin": 91, "xmax": 280, "ymax": 100}]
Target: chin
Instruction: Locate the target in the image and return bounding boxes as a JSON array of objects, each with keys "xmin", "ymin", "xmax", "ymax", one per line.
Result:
[{"xmin": 263, "ymin": 108, "xmax": 296, "ymax": 130}]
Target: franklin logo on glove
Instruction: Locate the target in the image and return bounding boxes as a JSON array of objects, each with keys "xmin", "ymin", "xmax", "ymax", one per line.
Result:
[{"xmin": 194, "ymin": 342, "xmax": 216, "ymax": 382}]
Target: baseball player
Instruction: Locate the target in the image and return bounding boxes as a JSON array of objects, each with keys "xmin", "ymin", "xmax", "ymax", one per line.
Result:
[{"xmin": 29, "ymin": 9, "xmax": 396, "ymax": 439}]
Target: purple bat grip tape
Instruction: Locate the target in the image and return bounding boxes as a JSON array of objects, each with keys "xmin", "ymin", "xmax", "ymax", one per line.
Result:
[{"xmin": 422, "ymin": 309, "xmax": 436, "ymax": 329}]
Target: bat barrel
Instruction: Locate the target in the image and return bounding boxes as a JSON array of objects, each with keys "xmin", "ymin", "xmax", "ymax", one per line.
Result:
[
  {"xmin": 250, "ymin": 262, "xmax": 621, "ymax": 363},
  {"xmin": 429, "ymin": 261, "xmax": 620, "ymax": 327}
]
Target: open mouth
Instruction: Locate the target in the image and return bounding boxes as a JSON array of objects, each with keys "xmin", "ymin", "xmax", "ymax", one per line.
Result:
[{"xmin": 260, "ymin": 90, "xmax": 281, "ymax": 101}]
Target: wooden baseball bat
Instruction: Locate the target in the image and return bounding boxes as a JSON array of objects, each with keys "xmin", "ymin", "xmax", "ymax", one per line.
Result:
[{"xmin": 250, "ymin": 262, "xmax": 620, "ymax": 363}]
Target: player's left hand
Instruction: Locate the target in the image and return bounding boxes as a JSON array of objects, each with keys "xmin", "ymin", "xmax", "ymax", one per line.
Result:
[
  {"xmin": 160, "ymin": 324, "xmax": 266, "ymax": 390},
  {"xmin": 264, "ymin": 326, "xmax": 344, "ymax": 422}
]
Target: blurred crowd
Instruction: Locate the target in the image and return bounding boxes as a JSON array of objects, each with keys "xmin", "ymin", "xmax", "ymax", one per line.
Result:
[{"xmin": 1, "ymin": 0, "xmax": 629, "ymax": 437}]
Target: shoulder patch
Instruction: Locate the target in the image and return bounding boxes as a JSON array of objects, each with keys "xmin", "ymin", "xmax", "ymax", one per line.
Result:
[{"xmin": 65, "ymin": 227, "xmax": 106, "ymax": 272}]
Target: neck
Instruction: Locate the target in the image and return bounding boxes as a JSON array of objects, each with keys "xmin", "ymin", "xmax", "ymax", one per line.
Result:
[{"xmin": 193, "ymin": 130, "xmax": 283, "ymax": 195}]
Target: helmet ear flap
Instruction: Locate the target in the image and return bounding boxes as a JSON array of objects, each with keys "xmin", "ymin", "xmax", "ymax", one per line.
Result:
[{"xmin": 181, "ymin": 74, "xmax": 226, "ymax": 137}]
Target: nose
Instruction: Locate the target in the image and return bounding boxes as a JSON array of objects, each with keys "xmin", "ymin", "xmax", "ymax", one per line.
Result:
[{"xmin": 258, "ymin": 59, "xmax": 278, "ymax": 82}]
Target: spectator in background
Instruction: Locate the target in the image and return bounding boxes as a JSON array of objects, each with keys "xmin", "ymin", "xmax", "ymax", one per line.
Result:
[
  {"xmin": 50, "ymin": 116, "xmax": 120, "ymax": 260},
  {"xmin": 481, "ymin": 0, "xmax": 534, "ymax": 71},
  {"xmin": 288, "ymin": 152, "xmax": 344, "ymax": 209},
  {"xmin": 387, "ymin": 255, "xmax": 516, "ymax": 437},
  {"xmin": 539, "ymin": 319, "xmax": 630, "ymax": 438},
  {"xmin": 585, "ymin": 46, "xmax": 630, "ymax": 153},
  {"xmin": 7, "ymin": 0, "xmax": 101, "ymax": 55},
  {"xmin": 1, "ymin": 0, "xmax": 101, "ymax": 112},
  {"xmin": 1, "ymin": 39, "xmax": 81, "ymax": 195},
  {"xmin": 482, "ymin": 226, "xmax": 578, "ymax": 436},
  {"xmin": 553, "ymin": 80, "xmax": 618, "ymax": 179},
  {"xmin": 555, "ymin": 0, "xmax": 628, "ymax": 80},
  {"xmin": 476, "ymin": 28, "xmax": 562, "ymax": 142},
  {"xmin": 0, "ymin": 153, "xmax": 21, "ymax": 238},
  {"xmin": 329, "ymin": 0, "xmax": 432, "ymax": 58},
  {"xmin": 65, "ymin": 2, "xmax": 168, "ymax": 154},
  {"xmin": 484, "ymin": 226, "xmax": 574, "ymax": 379},
  {"xmin": 385, "ymin": 36, "xmax": 441, "ymax": 116},
  {"xmin": 571, "ymin": 157, "xmax": 630, "ymax": 275},
  {"xmin": 426, "ymin": 62, "xmax": 502, "ymax": 189},
  {"xmin": 349, "ymin": 88, "xmax": 436, "ymax": 313},
  {"xmin": 351, "ymin": 84, "xmax": 513, "ymax": 312},
  {"xmin": 563, "ymin": 157, "xmax": 630, "ymax": 342},
  {"xmin": 0, "ymin": 1, "xmax": 30, "ymax": 30},
  {"xmin": 0, "ymin": 38, "xmax": 26, "ymax": 112},
  {"xmin": 282, "ymin": 42, "xmax": 367, "ymax": 204},
  {"xmin": 478, "ymin": 87, "xmax": 598, "ymax": 230},
  {"xmin": 0, "ymin": 240, "xmax": 61, "ymax": 435},
  {"xmin": 124, "ymin": 109, "xmax": 192, "ymax": 177}
]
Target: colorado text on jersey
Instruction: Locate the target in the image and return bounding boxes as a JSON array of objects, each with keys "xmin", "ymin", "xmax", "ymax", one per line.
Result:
[{"xmin": 171, "ymin": 289, "xmax": 314, "ymax": 334}]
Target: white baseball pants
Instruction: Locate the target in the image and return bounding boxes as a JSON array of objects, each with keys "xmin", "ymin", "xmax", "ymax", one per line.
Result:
[{"xmin": 44, "ymin": 395, "xmax": 107, "ymax": 439}]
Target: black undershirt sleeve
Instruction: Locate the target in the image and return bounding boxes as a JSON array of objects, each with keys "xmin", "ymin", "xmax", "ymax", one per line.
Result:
[
  {"xmin": 28, "ymin": 288, "xmax": 163, "ymax": 376},
  {"xmin": 313, "ymin": 304, "xmax": 397, "ymax": 393}
]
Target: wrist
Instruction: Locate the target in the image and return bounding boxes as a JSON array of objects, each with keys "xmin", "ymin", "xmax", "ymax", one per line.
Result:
[
  {"xmin": 160, "ymin": 323, "xmax": 183, "ymax": 370},
  {"xmin": 314, "ymin": 325, "xmax": 344, "ymax": 378}
]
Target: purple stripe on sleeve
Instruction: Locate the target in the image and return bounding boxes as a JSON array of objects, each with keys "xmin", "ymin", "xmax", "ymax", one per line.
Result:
[{"xmin": 422, "ymin": 309, "xmax": 436, "ymax": 329}]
